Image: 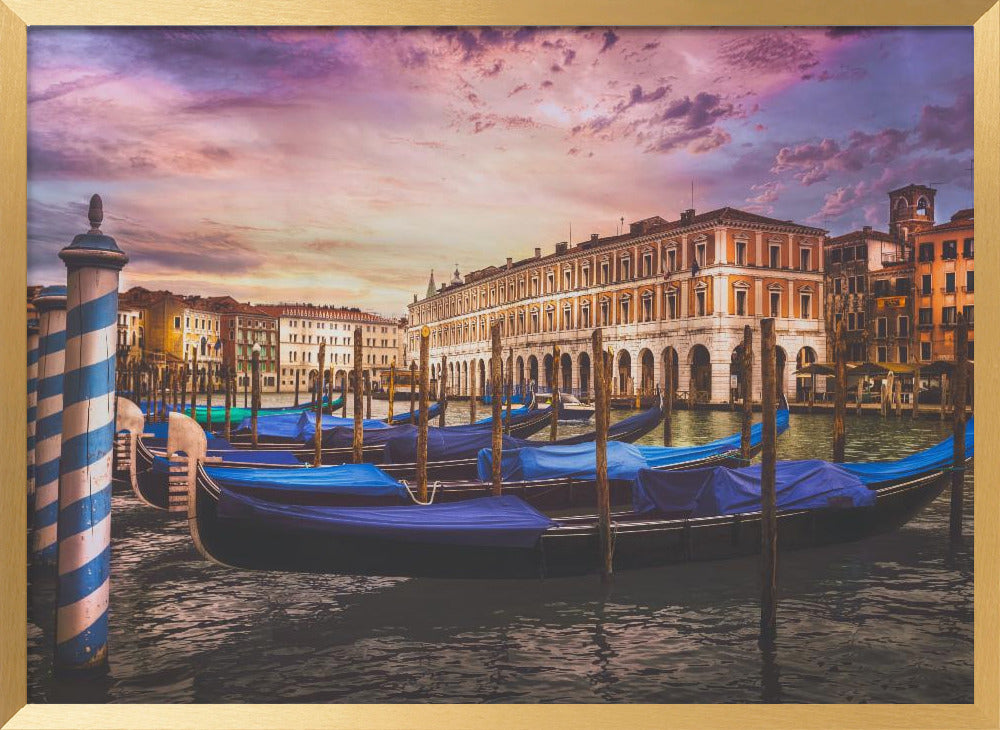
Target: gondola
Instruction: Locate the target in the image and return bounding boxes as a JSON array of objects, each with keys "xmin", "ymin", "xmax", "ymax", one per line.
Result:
[
  {"xmin": 132, "ymin": 399, "xmax": 671, "ymax": 510},
  {"xmin": 529, "ymin": 393, "xmax": 595, "ymax": 422},
  {"xmin": 137, "ymin": 394, "xmax": 339, "ymax": 428},
  {"xmin": 187, "ymin": 420, "xmax": 972, "ymax": 578}
]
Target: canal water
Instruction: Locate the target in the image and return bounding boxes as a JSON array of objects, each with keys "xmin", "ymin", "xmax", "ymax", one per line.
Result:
[{"xmin": 27, "ymin": 400, "xmax": 972, "ymax": 703}]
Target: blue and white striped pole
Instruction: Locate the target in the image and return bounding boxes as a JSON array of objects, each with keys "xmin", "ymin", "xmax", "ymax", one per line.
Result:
[
  {"xmin": 27, "ymin": 318, "xmax": 40, "ymax": 518},
  {"xmin": 55, "ymin": 194, "xmax": 128, "ymax": 673},
  {"xmin": 32, "ymin": 286, "xmax": 68, "ymax": 564}
]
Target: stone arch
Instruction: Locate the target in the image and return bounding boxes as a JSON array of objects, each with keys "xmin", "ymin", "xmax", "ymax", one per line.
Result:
[
  {"xmin": 527, "ymin": 354, "xmax": 539, "ymax": 390},
  {"xmin": 639, "ymin": 348, "xmax": 655, "ymax": 395},
  {"xmin": 616, "ymin": 349, "xmax": 633, "ymax": 395},
  {"xmin": 795, "ymin": 346, "xmax": 817, "ymax": 402},
  {"xmin": 560, "ymin": 352, "xmax": 573, "ymax": 393},
  {"xmin": 478, "ymin": 359, "xmax": 487, "ymax": 396},
  {"xmin": 577, "ymin": 352, "xmax": 592, "ymax": 397},
  {"xmin": 689, "ymin": 344, "xmax": 712, "ymax": 403},
  {"xmin": 515, "ymin": 355, "xmax": 525, "ymax": 395},
  {"xmin": 542, "ymin": 353, "xmax": 554, "ymax": 390},
  {"xmin": 661, "ymin": 346, "xmax": 679, "ymax": 394},
  {"xmin": 775, "ymin": 346, "xmax": 788, "ymax": 397}
]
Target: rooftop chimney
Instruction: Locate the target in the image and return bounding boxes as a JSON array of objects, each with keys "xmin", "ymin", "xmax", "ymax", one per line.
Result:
[
  {"xmin": 863, "ymin": 225, "xmax": 872, "ymax": 234},
  {"xmin": 591, "ymin": 233, "xmax": 599, "ymax": 242},
  {"xmin": 555, "ymin": 242, "xmax": 568, "ymax": 254},
  {"xmin": 680, "ymin": 208, "xmax": 695, "ymax": 225},
  {"xmin": 534, "ymin": 247, "xmax": 541, "ymax": 259},
  {"xmin": 506, "ymin": 257, "xmax": 513, "ymax": 269}
]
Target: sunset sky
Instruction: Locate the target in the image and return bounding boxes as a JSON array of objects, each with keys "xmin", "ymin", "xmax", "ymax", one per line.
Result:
[{"xmin": 27, "ymin": 27, "xmax": 973, "ymax": 316}]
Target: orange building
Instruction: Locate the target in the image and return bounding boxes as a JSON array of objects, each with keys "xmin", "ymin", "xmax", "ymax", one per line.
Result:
[{"xmin": 913, "ymin": 209, "xmax": 974, "ymax": 362}]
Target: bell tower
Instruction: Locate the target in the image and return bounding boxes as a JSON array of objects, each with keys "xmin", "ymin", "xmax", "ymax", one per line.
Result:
[{"xmin": 888, "ymin": 184, "xmax": 936, "ymax": 241}]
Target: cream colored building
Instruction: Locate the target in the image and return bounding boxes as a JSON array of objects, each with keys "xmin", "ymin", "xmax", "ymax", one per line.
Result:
[{"xmin": 408, "ymin": 208, "xmax": 828, "ymax": 404}]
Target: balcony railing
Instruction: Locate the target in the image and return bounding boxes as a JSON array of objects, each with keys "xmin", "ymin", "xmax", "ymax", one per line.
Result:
[{"xmin": 940, "ymin": 287, "xmax": 957, "ymax": 295}]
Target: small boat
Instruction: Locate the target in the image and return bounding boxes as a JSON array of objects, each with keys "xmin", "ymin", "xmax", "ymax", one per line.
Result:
[
  {"xmin": 138, "ymin": 395, "xmax": 340, "ymax": 428},
  {"xmin": 530, "ymin": 392, "xmax": 594, "ymax": 422},
  {"xmin": 187, "ymin": 422, "xmax": 972, "ymax": 578}
]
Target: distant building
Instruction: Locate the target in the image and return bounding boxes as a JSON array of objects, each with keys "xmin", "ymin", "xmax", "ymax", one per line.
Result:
[
  {"xmin": 203, "ymin": 296, "xmax": 279, "ymax": 393},
  {"xmin": 120, "ymin": 287, "xmax": 223, "ymax": 374},
  {"xmin": 257, "ymin": 304, "xmax": 405, "ymax": 394},
  {"xmin": 408, "ymin": 207, "xmax": 828, "ymax": 404}
]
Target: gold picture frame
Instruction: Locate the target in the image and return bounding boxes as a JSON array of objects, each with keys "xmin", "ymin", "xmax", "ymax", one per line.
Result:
[{"xmin": 1, "ymin": 2, "xmax": 997, "ymax": 727}]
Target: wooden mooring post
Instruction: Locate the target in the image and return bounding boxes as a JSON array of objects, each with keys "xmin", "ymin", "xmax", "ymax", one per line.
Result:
[
  {"xmin": 911, "ymin": 366, "xmax": 921, "ymax": 419},
  {"xmin": 353, "ymin": 327, "xmax": 364, "ymax": 464},
  {"xmin": 741, "ymin": 325, "xmax": 754, "ymax": 463},
  {"xmin": 417, "ymin": 328, "xmax": 430, "ymax": 502},
  {"xmin": 314, "ymin": 343, "xmax": 325, "ymax": 467},
  {"xmin": 550, "ymin": 344, "xmax": 560, "ymax": 442},
  {"xmin": 206, "ymin": 362, "xmax": 214, "ymax": 430},
  {"xmin": 833, "ymin": 322, "xmax": 846, "ymax": 462},
  {"xmin": 593, "ymin": 329, "xmax": 613, "ymax": 583},
  {"xmin": 250, "ymin": 345, "xmax": 261, "ymax": 447},
  {"xmin": 663, "ymin": 349, "xmax": 673, "ymax": 447},
  {"xmin": 506, "ymin": 348, "xmax": 513, "ymax": 435},
  {"xmin": 387, "ymin": 360, "xmax": 396, "ymax": 424},
  {"xmin": 191, "ymin": 348, "xmax": 199, "ymax": 418},
  {"xmin": 342, "ymin": 372, "xmax": 348, "ymax": 417},
  {"xmin": 159, "ymin": 365, "xmax": 167, "ymax": 420},
  {"xmin": 409, "ymin": 361, "xmax": 416, "ymax": 424},
  {"xmin": 950, "ymin": 315, "xmax": 969, "ymax": 541},
  {"xmin": 439, "ymin": 355, "xmax": 448, "ymax": 427},
  {"xmin": 759, "ymin": 317, "xmax": 778, "ymax": 650},
  {"xmin": 469, "ymin": 362, "xmax": 477, "ymax": 423},
  {"xmin": 293, "ymin": 368, "xmax": 300, "ymax": 407},
  {"xmin": 180, "ymin": 361, "xmax": 188, "ymax": 414},
  {"xmin": 223, "ymin": 364, "xmax": 233, "ymax": 442},
  {"xmin": 365, "ymin": 371, "xmax": 372, "ymax": 420},
  {"xmin": 490, "ymin": 323, "xmax": 503, "ymax": 496}
]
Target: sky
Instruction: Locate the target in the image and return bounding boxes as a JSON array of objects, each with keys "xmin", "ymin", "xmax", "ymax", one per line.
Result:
[{"xmin": 26, "ymin": 26, "xmax": 973, "ymax": 317}]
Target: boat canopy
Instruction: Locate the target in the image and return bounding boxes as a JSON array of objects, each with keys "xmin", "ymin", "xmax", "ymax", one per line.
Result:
[
  {"xmin": 471, "ymin": 403, "xmax": 533, "ymax": 425},
  {"xmin": 387, "ymin": 401, "xmax": 444, "ymax": 425},
  {"xmin": 633, "ymin": 460, "xmax": 876, "ymax": 517},
  {"xmin": 235, "ymin": 410, "xmax": 390, "ymax": 441},
  {"xmin": 385, "ymin": 428, "xmax": 532, "ymax": 463},
  {"xmin": 206, "ymin": 462, "xmax": 408, "ymax": 499},
  {"xmin": 216, "ymin": 492, "xmax": 555, "ymax": 548},
  {"xmin": 476, "ymin": 408, "xmax": 786, "ymax": 482},
  {"xmin": 838, "ymin": 418, "xmax": 973, "ymax": 485}
]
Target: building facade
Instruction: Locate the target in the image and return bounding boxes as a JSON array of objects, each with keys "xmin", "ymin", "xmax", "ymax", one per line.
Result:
[
  {"xmin": 204, "ymin": 296, "xmax": 279, "ymax": 392},
  {"xmin": 408, "ymin": 207, "xmax": 828, "ymax": 404},
  {"xmin": 258, "ymin": 304, "xmax": 404, "ymax": 393},
  {"xmin": 120, "ymin": 287, "xmax": 223, "ymax": 370},
  {"xmin": 913, "ymin": 208, "xmax": 974, "ymax": 362}
]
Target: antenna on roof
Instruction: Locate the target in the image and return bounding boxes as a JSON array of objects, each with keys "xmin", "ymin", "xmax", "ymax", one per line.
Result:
[{"xmin": 691, "ymin": 180, "xmax": 694, "ymax": 209}]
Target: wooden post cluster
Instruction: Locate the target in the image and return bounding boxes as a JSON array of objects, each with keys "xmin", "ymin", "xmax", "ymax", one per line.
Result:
[
  {"xmin": 950, "ymin": 315, "xmax": 969, "ymax": 541},
  {"xmin": 740, "ymin": 324, "xmax": 753, "ymax": 463},
  {"xmin": 490, "ymin": 324, "xmax": 503, "ymax": 496},
  {"xmin": 833, "ymin": 322, "xmax": 846, "ymax": 462},
  {"xmin": 759, "ymin": 317, "xmax": 778, "ymax": 650},
  {"xmin": 314, "ymin": 342, "xmax": 326, "ymax": 467},
  {"xmin": 353, "ymin": 327, "xmax": 364, "ymax": 464},
  {"xmin": 592, "ymin": 329, "xmax": 613, "ymax": 583},
  {"xmin": 387, "ymin": 360, "xmax": 396, "ymax": 424},
  {"xmin": 417, "ymin": 328, "xmax": 430, "ymax": 502}
]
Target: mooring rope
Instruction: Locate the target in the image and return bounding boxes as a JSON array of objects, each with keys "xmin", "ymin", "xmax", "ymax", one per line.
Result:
[{"xmin": 401, "ymin": 479, "xmax": 442, "ymax": 505}]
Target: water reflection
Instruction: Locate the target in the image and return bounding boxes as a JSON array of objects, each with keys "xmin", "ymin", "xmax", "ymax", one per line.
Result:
[{"xmin": 27, "ymin": 404, "xmax": 972, "ymax": 703}]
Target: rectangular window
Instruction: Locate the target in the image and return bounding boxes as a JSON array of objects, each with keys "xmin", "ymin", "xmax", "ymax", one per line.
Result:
[
  {"xmin": 966, "ymin": 270, "xmax": 974, "ymax": 293},
  {"xmin": 898, "ymin": 346, "xmax": 908, "ymax": 363},
  {"xmin": 857, "ymin": 276, "xmax": 867, "ymax": 293},
  {"xmin": 848, "ymin": 277, "xmax": 856, "ymax": 294},
  {"xmin": 769, "ymin": 245, "xmax": 781, "ymax": 268},
  {"xmin": 857, "ymin": 312, "xmax": 865, "ymax": 330},
  {"xmin": 695, "ymin": 243, "xmax": 706, "ymax": 267},
  {"xmin": 564, "ymin": 306, "xmax": 573, "ymax": 328},
  {"xmin": 769, "ymin": 291, "xmax": 780, "ymax": 318},
  {"xmin": 641, "ymin": 296, "xmax": 652, "ymax": 321},
  {"xmin": 922, "ymin": 274, "xmax": 932, "ymax": 295},
  {"xmin": 600, "ymin": 262, "xmax": 609, "ymax": 284},
  {"xmin": 830, "ymin": 248, "xmax": 842, "ymax": 264},
  {"xmin": 800, "ymin": 248, "xmax": 811, "ymax": 270},
  {"xmin": 963, "ymin": 238, "xmax": 974, "ymax": 258},
  {"xmin": 173, "ymin": 316, "xmax": 181, "ymax": 329},
  {"xmin": 695, "ymin": 291, "xmax": 706, "ymax": 317},
  {"xmin": 667, "ymin": 293, "xmax": 677, "ymax": 319},
  {"xmin": 800, "ymin": 293, "xmax": 811, "ymax": 318},
  {"xmin": 877, "ymin": 317, "xmax": 887, "ymax": 338},
  {"xmin": 844, "ymin": 247, "xmax": 855, "ymax": 262},
  {"xmin": 735, "ymin": 289, "xmax": 747, "ymax": 316},
  {"xmin": 894, "ymin": 277, "xmax": 909, "ymax": 296},
  {"xmin": 918, "ymin": 243, "xmax": 934, "ymax": 262},
  {"xmin": 942, "ymin": 306, "xmax": 956, "ymax": 324},
  {"xmin": 621, "ymin": 258, "xmax": 631, "ymax": 280},
  {"xmin": 922, "ymin": 341, "xmax": 932, "ymax": 361},
  {"xmin": 667, "ymin": 249, "xmax": 677, "ymax": 272},
  {"xmin": 581, "ymin": 307, "xmax": 591, "ymax": 328},
  {"xmin": 600, "ymin": 301, "xmax": 610, "ymax": 325},
  {"xmin": 856, "ymin": 244, "xmax": 867, "ymax": 260},
  {"xmin": 877, "ymin": 346, "xmax": 887, "ymax": 362},
  {"xmin": 963, "ymin": 305, "xmax": 974, "ymax": 325},
  {"xmin": 735, "ymin": 240, "xmax": 746, "ymax": 266},
  {"xmin": 942, "ymin": 240, "xmax": 957, "ymax": 260},
  {"xmin": 563, "ymin": 270, "xmax": 572, "ymax": 289},
  {"xmin": 848, "ymin": 312, "xmax": 856, "ymax": 330},
  {"xmin": 545, "ymin": 310, "xmax": 554, "ymax": 330},
  {"xmin": 919, "ymin": 307, "xmax": 933, "ymax": 325},
  {"xmin": 899, "ymin": 316, "xmax": 910, "ymax": 338},
  {"xmin": 546, "ymin": 273, "xmax": 554, "ymax": 292},
  {"xmin": 834, "ymin": 312, "xmax": 842, "ymax": 329},
  {"xmin": 642, "ymin": 253, "xmax": 653, "ymax": 277},
  {"xmin": 945, "ymin": 272, "xmax": 955, "ymax": 293},
  {"xmin": 621, "ymin": 299, "xmax": 630, "ymax": 322}
]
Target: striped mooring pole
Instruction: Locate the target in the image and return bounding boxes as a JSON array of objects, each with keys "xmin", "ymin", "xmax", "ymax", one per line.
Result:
[
  {"xmin": 54, "ymin": 194, "xmax": 128, "ymax": 673},
  {"xmin": 27, "ymin": 318, "xmax": 40, "ymax": 518},
  {"xmin": 32, "ymin": 286, "xmax": 68, "ymax": 565}
]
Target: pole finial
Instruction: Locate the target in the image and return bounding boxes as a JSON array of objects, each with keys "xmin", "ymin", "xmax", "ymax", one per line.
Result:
[{"xmin": 88, "ymin": 194, "xmax": 103, "ymax": 232}]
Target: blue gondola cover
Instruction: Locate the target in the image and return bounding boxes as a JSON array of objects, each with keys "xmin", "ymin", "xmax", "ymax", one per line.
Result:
[
  {"xmin": 152, "ymin": 449, "xmax": 302, "ymax": 472},
  {"xmin": 216, "ymin": 492, "xmax": 555, "ymax": 548},
  {"xmin": 388, "ymin": 401, "xmax": 443, "ymax": 424},
  {"xmin": 838, "ymin": 418, "xmax": 973, "ymax": 484},
  {"xmin": 633, "ymin": 460, "xmax": 876, "ymax": 517},
  {"xmin": 206, "ymin": 462, "xmax": 408, "ymax": 499}
]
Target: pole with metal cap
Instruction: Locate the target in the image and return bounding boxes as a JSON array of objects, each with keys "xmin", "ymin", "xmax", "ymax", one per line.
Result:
[{"xmin": 55, "ymin": 194, "xmax": 127, "ymax": 673}]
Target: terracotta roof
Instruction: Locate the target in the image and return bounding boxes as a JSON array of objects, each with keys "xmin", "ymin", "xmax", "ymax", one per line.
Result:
[
  {"xmin": 826, "ymin": 228, "xmax": 894, "ymax": 245},
  {"xmin": 918, "ymin": 215, "xmax": 974, "ymax": 235}
]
